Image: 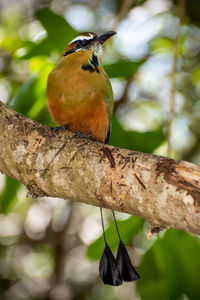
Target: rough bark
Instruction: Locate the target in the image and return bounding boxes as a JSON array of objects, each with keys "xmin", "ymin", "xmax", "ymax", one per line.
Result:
[{"xmin": 0, "ymin": 100, "xmax": 200, "ymax": 235}]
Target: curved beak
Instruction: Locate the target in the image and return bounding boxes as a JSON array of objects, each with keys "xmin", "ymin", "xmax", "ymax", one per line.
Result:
[{"xmin": 93, "ymin": 31, "xmax": 117, "ymax": 44}]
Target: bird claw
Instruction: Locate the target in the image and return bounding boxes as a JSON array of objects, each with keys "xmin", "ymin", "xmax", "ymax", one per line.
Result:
[
  {"xmin": 74, "ymin": 131, "xmax": 92, "ymax": 140},
  {"xmin": 50, "ymin": 125, "xmax": 68, "ymax": 132}
]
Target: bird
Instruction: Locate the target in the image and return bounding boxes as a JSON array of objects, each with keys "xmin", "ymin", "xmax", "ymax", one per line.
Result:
[
  {"xmin": 47, "ymin": 31, "xmax": 116, "ymax": 143},
  {"xmin": 46, "ymin": 31, "xmax": 140, "ymax": 286}
]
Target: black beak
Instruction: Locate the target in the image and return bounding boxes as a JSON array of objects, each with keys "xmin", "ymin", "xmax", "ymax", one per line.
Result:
[{"xmin": 93, "ymin": 31, "xmax": 117, "ymax": 44}]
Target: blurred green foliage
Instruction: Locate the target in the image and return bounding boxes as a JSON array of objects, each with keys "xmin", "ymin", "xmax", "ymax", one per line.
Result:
[
  {"xmin": 1, "ymin": 177, "xmax": 20, "ymax": 213},
  {"xmin": 23, "ymin": 8, "xmax": 78, "ymax": 58},
  {"xmin": 110, "ymin": 116, "xmax": 165, "ymax": 152},
  {"xmin": 104, "ymin": 60, "xmax": 145, "ymax": 78},
  {"xmin": 137, "ymin": 230, "xmax": 200, "ymax": 300},
  {"xmin": 0, "ymin": 0, "xmax": 200, "ymax": 299}
]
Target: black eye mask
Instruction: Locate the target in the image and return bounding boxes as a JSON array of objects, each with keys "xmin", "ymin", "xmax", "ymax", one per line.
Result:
[
  {"xmin": 63, "ymin": 36, "xmax": 96, "ymax": 56},
  {"xmin": 75, "ymin": 36, "xmax": 96, "ymax": 49}
]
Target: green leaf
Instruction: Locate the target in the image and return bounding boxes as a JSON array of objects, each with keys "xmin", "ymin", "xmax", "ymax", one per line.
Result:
[
  {"xmin": 32, "ymin": 103, "xmax": 55, "ymax": 127},
  {"xmin": 36, "ymin": 8, "xmax": 77, "ymax": 45},
  {"xmin": 137, "ymin": 230, "xmax": 200, "ymax": 300},
  {"xmin": 1, "ymin": 176, "xmax": 20, "ymax": 213},
  {"xmin": 104, "ymin": 60, "xmax": 144, "ymax": 78},
  {"xmin": 151, "ymin": 37, "xmax": 173, "ymax": 54},
  {"xmin": 9, "ymin": 58, "xmax": 52, "ymax": 122},
  {"xmin": 9, "ymin": 75, "xmax": 39, "ymax": 115},
  {"xmin": 87, "ymin": 216, "xmax": 144, "ymax": 261},
  {"xmin": 23, "ymin": 8, "xmax": 77, "ymax": 58},
  {"xmin": 23, "ymin": 39, "xmax": 55, "ymax": 58},
  {"xmin": 109, "ymin": 116, "xmax": 165, "ymax": 153}
]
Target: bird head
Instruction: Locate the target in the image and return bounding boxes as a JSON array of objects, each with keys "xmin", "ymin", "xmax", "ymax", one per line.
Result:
[{"xmin": 62, "ymin": 31, "xmax": 116, "ymax": 67}]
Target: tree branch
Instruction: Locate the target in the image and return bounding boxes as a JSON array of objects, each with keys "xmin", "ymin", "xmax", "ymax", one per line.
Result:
[
  {"xmin": 167, "ymin": 0, "xmax": 185, "ymax": 156},
  {"xmin": 0, "ymin": 100, "xmax": 200, "ymax": 235}
]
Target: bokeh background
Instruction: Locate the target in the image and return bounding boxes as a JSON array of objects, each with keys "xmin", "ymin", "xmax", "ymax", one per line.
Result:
[{"xmin": 0, "ymin": 0, "xmax": 200, "ymax": 299}]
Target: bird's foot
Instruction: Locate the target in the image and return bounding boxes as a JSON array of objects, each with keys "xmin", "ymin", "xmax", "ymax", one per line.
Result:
[
  {"xmin": 74, "ymin": 131, "xmax": 92, "ymax": 140},
  {"xmin": 50, "ymin": 125, "xmax": 69, "ymax": 132}
]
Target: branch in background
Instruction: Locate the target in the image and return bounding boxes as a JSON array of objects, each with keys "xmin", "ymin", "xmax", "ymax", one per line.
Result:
[
  {"xmin": 53, "ymin": 202, "xmax": 74, "ymax": 283},
  {"xmin": 112, "ymin": 0, "xmax": 136, "ymax": 30},
  {"xmin": 0, "ymin": 100, "xmax": 200, "ymax": 236},
  {"xmin": 108, "ymin": 0, "xmax": 137, "ymax": 113},
  {"xmin": 182, "ymin": 138, "xmax": 200, "ymax": 162},
  {"xmin": 167, "ymin": 0, "xmax": 186, "ymax": 156}
]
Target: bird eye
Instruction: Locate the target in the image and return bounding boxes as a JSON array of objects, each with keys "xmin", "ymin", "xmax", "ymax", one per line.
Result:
[
  {"xmin": 81, "ymin": 40, "xmax": 88, "ymax": 47},
  {"xmin": 76, "ymin": 40, "xmax": 83, "ymax": 48}
]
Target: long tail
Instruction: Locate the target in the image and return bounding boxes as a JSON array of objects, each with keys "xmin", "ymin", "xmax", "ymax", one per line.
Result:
[
  {"xmin": 99, "ymin": 126, "xmax": 140, "ymax": 285},
  {"xmin": 99, "ymin": 208, "xmax": 122, "ymax": 286},
  {"xmin": 99, "ymin": 208, "xmax": 140, "ymax": 285}
]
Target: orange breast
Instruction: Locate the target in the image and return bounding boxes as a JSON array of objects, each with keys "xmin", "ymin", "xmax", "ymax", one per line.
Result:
[
  {"xmin": 48, "ymin": 94, "xmax": 109, "ymax": 143},
  {"xmin": 47, "ymin": 51, "xmax": 110, "ymax": 143}
]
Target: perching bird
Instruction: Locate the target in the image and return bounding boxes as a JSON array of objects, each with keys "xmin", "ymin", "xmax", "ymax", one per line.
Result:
[
  {"xmin": 47, "ymin": 31, "xmax": 115, "ymax": 143},
  {"xmin": 47, "ymin": 31, "xmax": 140, "ymax": 286}
]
